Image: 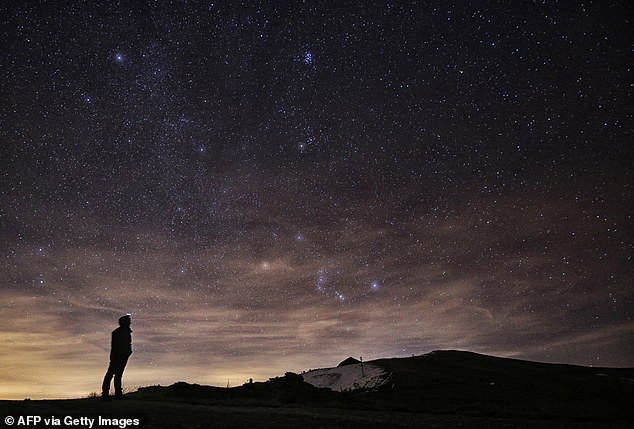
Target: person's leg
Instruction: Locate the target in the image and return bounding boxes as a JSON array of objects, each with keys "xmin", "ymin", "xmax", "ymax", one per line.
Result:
[
  {"xmin": 102, "ymin": 362, "xmax": 115, "ymax": 398},
  {"xmin": 113, "ymin": 357, "xmax": 128, "ymax": 397}
]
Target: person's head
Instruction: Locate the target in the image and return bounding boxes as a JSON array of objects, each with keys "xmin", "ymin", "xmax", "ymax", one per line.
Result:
[{"xmin": 118, "ymin": 314, "xmax": 131, "ymax": 327}]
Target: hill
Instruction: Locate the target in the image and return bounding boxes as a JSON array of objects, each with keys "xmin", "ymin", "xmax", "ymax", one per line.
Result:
[
  {"xmin": 367, "ymin": 350, "xmax": 634, "ymax": 419},
  {"xmin": 127, "ymin": 350, "xmax": 634, "ymax": 421},
  {"xmin": 302, "ymin": 362, "xmax": 387, "ymax": 391},
  {"xmin": 1, "ymin": 350, "xmax": 633, "ymax": 428}
]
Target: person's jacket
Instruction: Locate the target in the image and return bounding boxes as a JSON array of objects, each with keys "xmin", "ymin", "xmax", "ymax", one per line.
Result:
[{"xmin": 110, "ymin": 326, "xmax": 132, "ymax": 360}]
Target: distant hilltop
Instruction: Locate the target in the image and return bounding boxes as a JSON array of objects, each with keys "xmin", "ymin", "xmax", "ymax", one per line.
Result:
[
  {"xmin": 304, "ymin": 358, "xmax": 385, "ymax": 391},
  {"xmin": 129, "ymin": 350, "xmax": 634, "ymax": 420},
  {"xmin": 337, "ymin": 357, "xmax": 361, "ymax": 366}
]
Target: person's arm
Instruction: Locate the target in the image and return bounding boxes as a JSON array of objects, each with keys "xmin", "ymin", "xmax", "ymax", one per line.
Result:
[{"xmin": 127, "ymin": 331, "xmax": 132, "ymax": 356}]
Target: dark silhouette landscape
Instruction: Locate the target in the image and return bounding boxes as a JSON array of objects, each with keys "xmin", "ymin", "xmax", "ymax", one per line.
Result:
[{"xmin": 2, "ymin": 351, "xmax": 632, "ymax": 428}]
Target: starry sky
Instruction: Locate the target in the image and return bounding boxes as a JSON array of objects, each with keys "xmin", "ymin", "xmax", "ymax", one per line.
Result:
[{"xmin": 1, "ymin": 1, "xmax": 632, "ymax": 399}]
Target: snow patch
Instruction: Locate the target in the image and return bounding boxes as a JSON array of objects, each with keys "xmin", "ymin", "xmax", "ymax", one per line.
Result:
[{"xmin": 302, "ymin": 363, "xmax": 387, "ymax": 392}]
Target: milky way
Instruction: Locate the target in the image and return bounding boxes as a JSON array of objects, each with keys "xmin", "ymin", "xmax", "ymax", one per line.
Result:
[{"xmin": 1, "ymin": 1, "xmax": 632, "ymax": 399}]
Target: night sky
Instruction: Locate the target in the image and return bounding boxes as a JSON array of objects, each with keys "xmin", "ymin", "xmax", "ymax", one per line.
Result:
[{"xmin": 1, "ymin": 1, "xmax": 632, "ymax": 399}]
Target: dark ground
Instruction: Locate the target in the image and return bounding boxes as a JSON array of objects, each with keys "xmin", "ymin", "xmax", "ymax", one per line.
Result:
[
  {"xmin": 2, "ymin": 351, "xmax": 632, "ymax": 428},
  {"xmin": 2, "ymin": 398, "xmax": 632, "ymax": 429}
]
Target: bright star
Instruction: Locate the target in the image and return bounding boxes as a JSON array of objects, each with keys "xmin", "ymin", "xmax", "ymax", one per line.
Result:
[
  {"xmin": 316, "ymin": 269, "xmax": 327, "ymax": 293},
  {"xmin": 303, "ymin": 51, "xmax": 312, "ymax": 65},
  {"xmin": 114, "ymin": 52, "xmax": 124, "ymax": 63}
]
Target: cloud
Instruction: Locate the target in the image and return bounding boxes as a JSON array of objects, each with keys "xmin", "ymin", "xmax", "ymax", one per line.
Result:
[{"xmin": 0, "ymin": 177, "xmax": 631, "ymax": 399}]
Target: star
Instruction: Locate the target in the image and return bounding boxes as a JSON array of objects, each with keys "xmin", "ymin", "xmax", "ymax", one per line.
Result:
[
  {"xmin": 316, "ymin": 269, "xmax": 327, "ymax": 293},
  {"xmin": 303, "ymin": 51, "xmax": 313, "ymax": 65}
]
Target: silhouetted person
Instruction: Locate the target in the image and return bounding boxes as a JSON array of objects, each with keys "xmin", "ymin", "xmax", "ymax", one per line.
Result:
[{"xmin": 101, "ymin": 314, "xmax": 132, "ymax": 401}]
